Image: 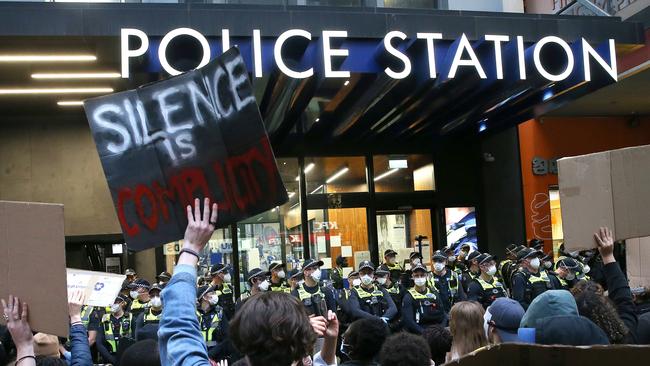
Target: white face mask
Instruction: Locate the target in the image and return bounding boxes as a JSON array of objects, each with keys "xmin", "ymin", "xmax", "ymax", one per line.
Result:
[
  {"xmin": 483, "ymin": 310, "xmax": 492, "ymax": 340},
  {"xmin": 311, "ymin": 269, "xmax": 322, "ymax": 281},
  {"xmin": 486, "ymin": 265, "xmax": 497, "ymax": 276},
  {"xmin": 150, "ymin": 296, "xmax": 162, "ymax": 309},
  {"xmin": 298, "ymin": 280, "xmax": 305, "ymax": 286},
  {"xmin": 434, "ymin": 262, "xmax": 446, "ymax": 272},
  {"xmin": 361, "ymin": 275, "xmax": 374, "ymax": 286},
  {"xmin": 110, "ymin": 304, "xmax": 122, "ymax": 314},
  {"xmin": 414, "ymin": 277, "xmax": 427, "ymax": 287},
  {"xmin": 352, "ymin": 279, "xmax": 361, "ymax": 287},
  {"xmin": 223, "ymin": 273, "xmax": 232, "ymax": 283},
  {"xmin": 530, "ymin": 257, "xmax": 541, "ymax": 270},
  {"xmin": 448, "ymin": 256, "xmax": 457, "ymax": 263},
  {"xmin": 258, "ymin": 280, "xmax": 270, "ymax": 292},
  {"xmin": 583, "ymin": 265, "xmax": 591, "ymax": 274},
  {"xmin": 208, "ymin": 294, "xmax": 219, "ymax": 305},
  {"xmin": 377, "ymin": 277, "xmax": 387, "ymax": 286},
  {"xmin": 565, "ymin": 272, "xmax": 576, "ymax": 281},
  {"xmin": 412, "ymin": 258, "xmax": 421, "ymax": 265},
  {"xmin": 544, "ymin": 261, "xmax": 553, "ymax": 269},
  {"xmin": 277, "ymin": 270, "xmax": 286, "ymax": 279},
  {"xmin": 130, "ymin": 290, "xmax": 139, "ymax": 300}
]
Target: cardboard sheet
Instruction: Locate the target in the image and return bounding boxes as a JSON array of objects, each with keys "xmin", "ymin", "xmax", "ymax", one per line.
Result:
[
  {"xmin": 0, "ymin": 201, "xmax": 69, "ymax": 337},
  {"xmin": 626, "ymin": 236, "xmax": 650, "ymax": 289},
  {"xmin": 67, "ymin": 269, "xmax": 126, "ymax": 307},
  {"xmin": 558, "ymin": 144, "xmax": 650, "ymax": 250}
]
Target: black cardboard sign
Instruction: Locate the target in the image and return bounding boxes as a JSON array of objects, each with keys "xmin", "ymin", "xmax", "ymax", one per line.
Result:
[{"xmin": 84, "ymin": 48, "xmax": 287, "ymax": 251}]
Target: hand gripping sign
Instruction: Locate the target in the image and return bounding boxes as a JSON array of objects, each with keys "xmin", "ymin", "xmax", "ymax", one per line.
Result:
[{"xmin": 84, "ymin": 48, "xmax": 288, "ymax": 251}]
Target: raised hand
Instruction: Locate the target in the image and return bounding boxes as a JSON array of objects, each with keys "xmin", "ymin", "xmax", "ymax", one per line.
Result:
[
  {"xmin": 594, "ymin": 226, "xmax": 615, "ymax": 264},
  {"xmin": 183, "ymin": 197, "xmax": 218, "ymax": 252}
]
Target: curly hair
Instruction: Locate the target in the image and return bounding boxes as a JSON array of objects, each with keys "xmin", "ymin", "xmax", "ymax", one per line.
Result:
[
  {"xmin": 574, "ymin": 290, "xmax": 628, "ymax": 344},
  {"xmin": 379, "ymin": 332, "xmax": 431, "ymax": 366},
  {"xmin": 571, "ymin": 280, "xmax": 604, "ymax": 297},
  {"xmin": 229, "ymin": 292, "xmax": 316, "ymax": 366},
  {"xmin": 422, "ymin": 325, "xmax": 452, "ymax": 366},
  {"xmin": 345, "ymin": 318, "xmax": 389, "ymax": 362}
]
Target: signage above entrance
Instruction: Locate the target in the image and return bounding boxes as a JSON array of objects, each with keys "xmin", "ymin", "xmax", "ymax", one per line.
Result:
[{"xmin": 121, "ymin": 28, "xmax": 618, "ymax": 84}]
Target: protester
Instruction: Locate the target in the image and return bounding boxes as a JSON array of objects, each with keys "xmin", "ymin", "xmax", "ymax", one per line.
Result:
[
  {"xmin": 120, "ymin": 339, "xmax": 160, "ymax": 366},
  {"xmin": 422, "ymin": 325, "xmax": 452, "ymax": 366},
  {"xmin": 339, "ymin": 318, "xmax": 388, "ymax": 366},
  {"xmin": 2, "ymin": 295, "xmax": 37, "ymax": 366},
  {"xmin": 447, "ymin": 301, "xmax": 487, "ymax": 362},
  {"xmin": 379, "ymin": 332, "xmax": 432, "ymax": 366},
  {"xmin": 483, "ymin": 298, "xmax": 524, "ymax": 344}
]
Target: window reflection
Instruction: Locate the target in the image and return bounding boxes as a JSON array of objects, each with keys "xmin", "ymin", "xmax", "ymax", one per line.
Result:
[
  {"xmin": 373, "ymin": 155, "xmax": 435, "ymax": 192},
  {"xmin": 305, "ymin": 156, "xmax": 368, "ymax": 194}
]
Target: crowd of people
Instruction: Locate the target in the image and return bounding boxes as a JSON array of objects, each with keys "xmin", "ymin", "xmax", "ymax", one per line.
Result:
[{"xmin": 2, "ymin": 199, "xmax": 650, "ymax": 366}]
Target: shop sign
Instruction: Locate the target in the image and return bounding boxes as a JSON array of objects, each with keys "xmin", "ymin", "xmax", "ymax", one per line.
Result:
[
  {"xmin": 121, "ymin": 28, "xmax": 618, "ymax": 83},
  {"xmin": 314, "ymin": 221, "xmax": 339, "ymax": 231},
  {"xmin": 532, "ymin": 156, "xmax": 559, "ymax": 176},
  {"xmin": 164, "ymin": 242, "xmax": 181, "ymax": 255}
]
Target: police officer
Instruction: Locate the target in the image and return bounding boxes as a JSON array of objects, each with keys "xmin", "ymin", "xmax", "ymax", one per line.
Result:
[
  {"xmin": 134, "ymin": 284, "xmax": 163, "ymax": 341},
  {"xmin": 124, "ymin": 268, "xmax": 137, "ymax": 285},
  {"xmin": 460, "ymin": 251, "xmax": 481, "ymax": 293},
  {"xmin": 529, "ymin": 238, "xmax": 544, "ymax": 251},
  {"xmin": 402, "ymin": 263, "xmax": 446, "ymax": 334},
  {"xmin": 269, "ymin": 262, "xmax": 291, "ymax": 293},
  {"xmin": 512, "ymin": 248, "xmax": 555, "ymax": 310},
  {"xmin": 467, "ymin": 253, "xmax": 507, "ymax": 309},
  {"xmin": 336, "ymin": 270, "xmax": 360, "ymax": 327},
  {"xmin": 287, "ymin": 269, "xmax": 303, "ymax": 292},
  {"xmin": 443, "ymin": 246, "xmax": 463, "ymax": 278},
  {"xmin": 292, "ymin": 259, "xmax": 337, "ymax": 316},
  {"xmin": 332, "ymin": 255, "xmax": 348, "ymax": 290},
  {"xmin": 429, "ymin": 250, "xmax": 466, "ymax": 313},
  {"xmin": 455, "ymin": 243, "xmax": 471, "ymax": 271},
  {"xmin": 196, "ymin": 285, "xmax": 228, "ymax": 351},
  {"xmin": 97, "ymin": 295, "xmax": 134, "ymax": 365},
  {"xmin": 380, "ymin": 249, "xmax": 404, "ymax": 286},
  {"xmin": 238, "ymin": 268, "xmax": 270, "ymax": 305},
  {"xmin": 127, "ymin": 279, "xmax": 151, "ymax": 319},
  {"xmin": 541, "ymin": 252, "xmax": 554, "ymax": 272},
  {"xmin": 209, "ymin": 264, "xmax": 236, "ymax": 320},
  {"xmin": 156, "ymin": 271, "xmax": 171, "ymax": 288},
  {"xmin": 498, "ymin": 244, "xmax": 518, "ymax": 288},
  {"xmin": 347, "ymin": 261, "xmax": 397, "ymax": 323},
  {"xmin": 77, "ymin": 304, "xmax": 101, "ymax": 348},
  {"xmin": 551, "ymin": 257, "xmax": 580, "ymax": 290},
  {"xmin": 402, "ymin": 251, "xmax": 424, "ymax": 288},
  {"xmin": 375, "ymin": 267, "xmax": 404, "ymax": 331}
]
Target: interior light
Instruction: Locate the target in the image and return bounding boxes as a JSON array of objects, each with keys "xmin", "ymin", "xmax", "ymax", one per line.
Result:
[
  {"xmin": 288, "ymin": 192, "xmax": 296, "ymax": 198},
  {"xmin": 310, "ymin": 184, "xmax": 324, "ymax": 194},
  {"xmin": 326, "ymin": 167, "xmax": 349, "ymax": 184},
  {"xmin": 290, "ymin": 202, "xmax": 300, "ymax": 209},
  {"xmin": 0, "ymin": 87, "xmax": 113, "ymax": 95},
  {"xmin": 0, "ymin": 54, "xmax": 96, "ymax": 62},
  {"xmin": 111, "ymin": 244, "xmax": 123, "ymax": 255},
  {"xmin": 304, "ymin": 163, "xmax": 315, "ymax": 173},
  {"xmin": 374, "ymin": 169, "xmax": 399, "ymax": 182},
  {"xmin": 344, "ymin": 80, "xmax": 350, "ymax": 86},
  {"xmin": 388, "ymin": 159, "xmax": 408, "ymax": 169},
  {"xmin": 57, "ymin": 100, "xmax": 84, "ymax": 106},
  {"xmin": 32, "ymin": 72, "xmax": 120, "ymax": 79},
  {"xmin": 315, "ymin": 118, "xmax": 320, "ymax": 122}
]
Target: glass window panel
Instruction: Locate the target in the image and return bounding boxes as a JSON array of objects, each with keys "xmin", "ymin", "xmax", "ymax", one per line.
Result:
[
  {"xmin": 377, "ymin": 209, "xmax": 433, "ymax": 268},
  {"xmin": 373, "ymin": 154, "xmax": 435, "ymax": 192},
  {"xmin": 305, "ymin": 156, "xmax": 368, "ymax": 194},
  {"xmin": 445, "ymin": 207, "xmax": 478, "ymax": 254}
]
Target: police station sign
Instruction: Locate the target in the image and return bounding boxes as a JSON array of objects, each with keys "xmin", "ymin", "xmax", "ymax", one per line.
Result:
[{"xmin": 121, "ymin": 28, "xmax": 618, "ymax": 83}]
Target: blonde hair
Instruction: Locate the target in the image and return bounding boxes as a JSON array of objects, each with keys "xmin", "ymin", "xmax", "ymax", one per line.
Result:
[{"xmin": 449, "ymin": 301, "xmax": 487, "ymax": 359}]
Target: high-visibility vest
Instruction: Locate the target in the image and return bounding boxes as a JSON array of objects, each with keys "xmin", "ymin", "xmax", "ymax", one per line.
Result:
[
  {"xmin": 296, "ymin": 284, "xmax": 327, "ymax": 316},
  {"xmin": 474, "ymin": 277, "xmax": 507, "ymax": 308},
  {"xmin": 80, "ymin": 306, "xmax": 95, "ymax": 328},
  {"xmin": 270, "ymin": 281, "xmax": 291, "ymax": 293},
  {"xmin": 428, "ymin": 271, "xmax": 460, "ymax": 299},
  {"xmin": 406, "ymin": 288, "xmax": 443, "ymax": 325},
  {"xmin": 352, "ymin": 286, "xmax": 387, "ymax": 317},
  {"xmin": 196, "ymin": 308, "xmax": 224, "ymax": 346},
  {"xmin": 101, "ymin": 313, "xmax": 133, "ymax": 353},
  {"xmin": 142, "ymin": 309, "xmax": 162, "ymax": 324},
  {"xmin": 129, "ymin": 299, "xmax": 149, "ymax": 313}
]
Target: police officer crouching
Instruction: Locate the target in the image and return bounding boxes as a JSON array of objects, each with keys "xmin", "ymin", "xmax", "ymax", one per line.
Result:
[
  {"xmin": 196, "ymin": 285, "xmax": 228, "ymax": 353},
  {"xmin": 209, "ymin": 264, "xmax": 236, "ymax": 320},
  {"xmin": 429, "ymin": 250, "xmax": 466, "ymax": 313},
  {"xmin": 269, "ymin": 262, "xmax": 291, "ymax": 293},
  {"xmin": 402, "ymin": 263, "xmax": 446, "ymax": 334},
  {"xmin": 467, "ymin": 253, "xmax": 507, "ymax": 309},
  {"xmin": 291, "ymin": 258, "xmax": 336, "ymax": 317},
  {"xmin": 97, "ymin": 295, "xmax": 134, "ymax": 365},
  {"xmin": 348, "ymin": 261, "xmax": 397, "ymax": 324},
  {"xmin": 511, "ymin": 247, "xmax": 556, "ymax": 310},
  {"xmin": 134, "ymin": 284, "xmax": 163, "ymax": 341}
]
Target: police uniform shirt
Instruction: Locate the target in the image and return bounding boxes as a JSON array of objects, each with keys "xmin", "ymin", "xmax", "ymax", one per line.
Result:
[
  {"xmin": 80, "ymin": 306, "xmax": 102, "ymax": 332},
  {"xmin": 467, "ymin": 276, "xmax": 507, "ymax": 309},
  {"xmin": 511, "ymin": 268, "xmax": 555, "ymax": 310},
  {"xmin": 290, "ymin": 283, "xmax": 337, "ymax": 317},
  {"xmin": 401, "ymin": 287, "xmax": 446, "ymax": 334},
  {"xmin": 270, "ymin": 280, "xmax": 291, "ymax": 293},
  {"xmin": 197, "ymin": 307, "xmax": 228, "ymax": 346},
  {"xmin": 134, "ymin": 309, "xmax": 162, "ymax": 342},
  {"xmin": 430, "ymin": 270, "xmax": 465, "ymax": 313},
  {"xmin": 214, "ymin": 283, "xmax": 236, "ymax": 319},
  {"xmin": 347, "ymin": 285, "xmax": 397, "ymax": 321}
]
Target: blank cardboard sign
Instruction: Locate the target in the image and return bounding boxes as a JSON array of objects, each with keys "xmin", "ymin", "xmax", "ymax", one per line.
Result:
[
  {"xmin": 0, "ymin": 201, "xmax": 69, "ymax": 337},
  {"xmin": 558, "ymin": 144, "xmax": 650, "ymax": 251}
]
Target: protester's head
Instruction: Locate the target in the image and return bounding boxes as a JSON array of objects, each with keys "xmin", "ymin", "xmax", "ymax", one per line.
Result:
[
  {"xmin": 230, "ymin": 292, "xmax": 316, "ymax": 366},
  {"xmin": 411, "ymin": 264, "xmax": 428, "ymax": 289},
  {"xmin": 375, "ymin": 268, "xmax": 390, "ymax": 286},
  {"xmin": 571, "ymin": 280, "xmax": 604, "ymax": 297},
  {"xmin": 432, "ymin": 250, "xmax": 448, "ymax": 273},
  {"xmin": 342, "ymin": 318, "xmax": 389, "ymax": 362},
  {"xmin": 520, "ymin": 290, "xmax": 578, "ymax": 328},
  {"xmin": 358, "ymin": 261, "xmax": 375, "ymax": 287},
  {"xmin": 449, "ymin": 301, "xmax": 487, "ymax": 358},
  {"xmin": 574, "ymin": 289, "xmax": 628, "ymax": 344},
  {"xmin": 384, "ymin": 249, "xmax": 398, "ymax": 265},
  {"xmin": 535, "ymin": 315, "xmax": 610, "ymax": 346},
  {"xmin": 477, "ymin": 253, "xmax": 497, "ymax": 277},
  {"xmin": 348, "ymin": 271, "xmax": 360, "ymax": 288},
  {"xmin": 422, "ymin": 325, "xmax": 452, "ymax": 366},
  {"xmin": 33, "ymin": 333, "xmax": 59, "ymax": 358},
  {"xmin": 484, "ymin": 298, "xmax": 524, "ymax": 344},
  {"xmin": 35, "ymin": 356, "xmax": 66, "ymax": 366},
  {"xmin": 379, "ymin": 332, "xmax": 431, "ymax": 366},
  {"xmin": 269, "ymin": 262, "xmax": 286, "ymax": 282},
  {"xmin": 302, "ymin": 259, "xmax": 324, "ymax": 285},
  {"xmin": 120, "ymin": 339, "xmax": 161, "ymax": 366},
  {"xmin": 210, "ymin": 263, "xmax": 231, "ymax": 284},
  {"xmin": 247, "ymin": 268, "xmax": 270, "ymax": 292}
]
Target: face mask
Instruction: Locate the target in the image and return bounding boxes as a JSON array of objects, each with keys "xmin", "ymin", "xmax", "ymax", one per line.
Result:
[
  {"xmin": 434, "ymin": 262, "xmax": 446, "ymax": 272},
  {"xmin": 565, "ymin": 272, "xmax": 576, "ymax": 281},
  {"xmin": 311, "ymin": 269, "xmax": 322, "ymax": 281},
  {"xmin": 544, "ymin": 261, "xmax": 553, "ymax": 269},
  {"xmin": 583, "ymin": 265, "xmax": 591, "ymax": 274},
  {"xmin": 277, "ymin": 270, "xmax": 286, "ymax": 279},
  {"xmin": 150, "ymin": 296, "xmax": 162, "ymax": 309},
  {"xmin": 448, "ymin": 256, "xmax": 457, "ymax": 263},
  {"xmin": 414, "ymin": 277, "xmax": 427, "ymax": 287},
  {"xmin": 388, "ymin": 257, "xmax": 396, "ymax": 265},
  {"xmin": 223, "ymin": 273, "xmax": 232, "ymax": 283},
  {"xmin": 208, "ymin": 294, "xmax": 219, "ymax": 305},
  {"xmin": 352, "ymin": 279, "xmax": 361, "ymax": 287},
  {"xmin": 110, "ymin": 304, "xmax": 122, "ymax": 314},
  {"xmin": 412, "ymin": 258, "xmax": 421, "ymax": 265},
  {"xmin": 483, "ymin": 310, "xmax": 492, "ymax": 340},
  {"xmin": 530, "ymin": 257, "xmax": 541, "ymax": 270},
  {"xmin": 258, "ymin": 280, "xmax": 270, "ymax": 292},
  {"xmin": 361, "ymin": 275, "xmax": 373, "ymax": 286},
  {"xmin": 569, "ymin": 251, "xmax": 580, "ymax": 258},
  {"xmin": 486, "ymin": 265, "xmax": 497, "ymax": 277},
  {"xmin": 377, "ymin": 277, "xmax": 387, "ymax": 286},
  {"xmin": 130, "ymin": 290, "xmax": 139, "ymax": 300},
  {"xmin": 298, "ymin": 280, "xmax": 305, "ymax": 286}
]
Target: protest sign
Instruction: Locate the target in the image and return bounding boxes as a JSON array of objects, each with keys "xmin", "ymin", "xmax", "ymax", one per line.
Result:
[
  {"xmin": 558, "ymin": 144, "xmax": 650, "ymax": 251},
  {"xmin": 0, "ymin": 201, "xmax": 69, "ymax": 337},
  {"xmin": 84, "ymin": 48, "xmax": 288, "ymax": 251},
  {"xmin": 67, "ymin": 269, "xmax": 126, "ymax": 307}
]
